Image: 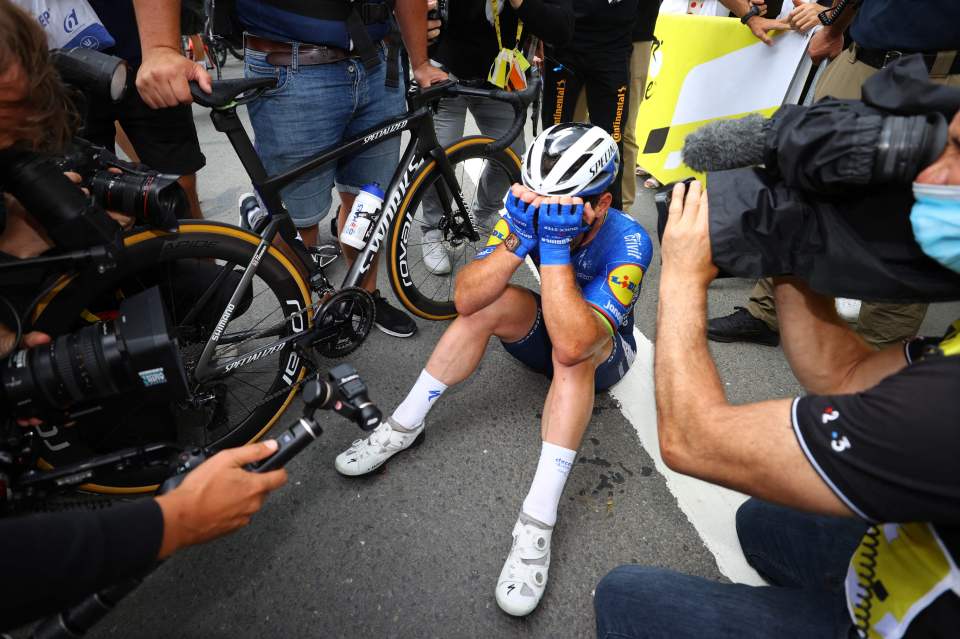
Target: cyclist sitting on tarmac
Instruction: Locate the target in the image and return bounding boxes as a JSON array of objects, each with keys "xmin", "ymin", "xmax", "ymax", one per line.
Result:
[{"xmin": 334, "ymin": 123, "xmax": 653, "ymax": 616}]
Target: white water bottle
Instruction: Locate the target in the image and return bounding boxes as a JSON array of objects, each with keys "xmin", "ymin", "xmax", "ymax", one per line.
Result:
[{"xmin": 340, "ymin": 183, "xmax": 385, "ymax": 250}]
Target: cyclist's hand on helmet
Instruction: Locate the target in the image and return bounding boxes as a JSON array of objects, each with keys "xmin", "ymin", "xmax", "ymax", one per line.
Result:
[
  {"xmin": 137, "ymin": 46, "xmax": 213, "ymax": 109},
  {"xmin": 155, "ymin": 440, "xmax": 287, "ymax": 559},
  {"xmin": 503, "ymin": 186, "xmax": 539, "ymax": 258},
  {"xmin": 538, "ymin": 196, "xmax": 588, "ymax": 266}
]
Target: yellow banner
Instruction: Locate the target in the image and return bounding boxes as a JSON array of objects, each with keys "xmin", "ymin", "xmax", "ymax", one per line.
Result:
[{"xmin": 636, "ymin": 14, "xmax": 806, "ymax": 184}]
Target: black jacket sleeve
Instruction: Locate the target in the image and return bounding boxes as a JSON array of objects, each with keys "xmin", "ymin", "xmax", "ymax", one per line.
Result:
[
  {"xmin": 514, "ymin": 0, "xmax": 575, "ymax": 47},
  {"xmin": 0, "ymin": 499, "xmax": 163, "ymax": 631}
]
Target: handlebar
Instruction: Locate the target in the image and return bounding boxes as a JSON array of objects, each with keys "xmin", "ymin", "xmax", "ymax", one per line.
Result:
[
  {"xmin": 189, "ymin": 69, "xmax": 542, "ymax": 155},
  {"xmin": 412, "ymin": 72, "xmax": 541, "ymax": 154}
]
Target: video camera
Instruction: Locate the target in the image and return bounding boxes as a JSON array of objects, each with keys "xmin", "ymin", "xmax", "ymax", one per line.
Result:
[
  {"xmin": 0, "ymin": 287, "xmax": 189, "ymax": 425},
  {"xmin": 654, "ymin": 55, "xmax": 960, "ymax": 303}
]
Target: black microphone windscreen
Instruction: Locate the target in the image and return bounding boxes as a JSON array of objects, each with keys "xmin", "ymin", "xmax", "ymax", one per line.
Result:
[{"xmin": 682, "ymin": 114, "xmax": 771, "ymax": 173}]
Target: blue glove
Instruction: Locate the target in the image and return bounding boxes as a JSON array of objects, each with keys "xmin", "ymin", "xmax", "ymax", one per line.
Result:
[
  {"xmin": 538, "ymin": 201, "xmax": 588, "ymax": 265},
  {"xmin": 502, "ymin": 192, "xmax": 538, "ymax": 258}
]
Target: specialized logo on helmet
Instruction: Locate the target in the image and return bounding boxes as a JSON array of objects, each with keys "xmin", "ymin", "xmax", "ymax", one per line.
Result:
[
  {"xmin": 487, "ymin": 218, "xmax": 511, "ymax": 247},
  {"xmin": 608, "ymin": 264, "xmax": 643, "ymax": 306},
  {"xmin": 589, "ymin": 145, "xmax": 617, "ymax": 178}
]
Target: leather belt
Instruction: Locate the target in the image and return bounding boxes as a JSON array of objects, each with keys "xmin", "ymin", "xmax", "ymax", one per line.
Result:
[
  {"xmin": 853, "ymin": 44, "xmax": 960, "ymax": 75},
  {"xmin": 244, "ymin": 34, "xmax": 357, "ymax": 66}
]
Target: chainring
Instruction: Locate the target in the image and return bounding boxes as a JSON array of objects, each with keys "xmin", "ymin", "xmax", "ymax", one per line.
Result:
[{"xmin": 313, "ymin": 287, "xmax": 376, "ymax": 358}]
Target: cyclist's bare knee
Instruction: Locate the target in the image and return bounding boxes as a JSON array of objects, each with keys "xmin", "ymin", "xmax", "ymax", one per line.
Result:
[{"xmin": 458, "ymin": 286, "xmax": 537, "ymax": 341}]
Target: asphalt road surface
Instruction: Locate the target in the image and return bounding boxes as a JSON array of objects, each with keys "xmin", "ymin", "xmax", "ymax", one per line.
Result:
[{"xmin": 32, "ymin": 60, "xmax": 960, "ymax": 639}]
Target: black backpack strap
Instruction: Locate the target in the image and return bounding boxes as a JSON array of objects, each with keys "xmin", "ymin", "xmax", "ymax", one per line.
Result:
[
  {"xmin": 384, "ymin": 28, "xmax": 402, "ymax": 88},
  {"xmin": 346, "ymin": 2, "xmax": 382, "ymax": 71}
]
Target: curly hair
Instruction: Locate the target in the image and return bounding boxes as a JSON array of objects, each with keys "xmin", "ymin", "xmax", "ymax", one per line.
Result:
[{"xmin": 0, "ymin": 0, "xmax": 75, "ymax": 150}]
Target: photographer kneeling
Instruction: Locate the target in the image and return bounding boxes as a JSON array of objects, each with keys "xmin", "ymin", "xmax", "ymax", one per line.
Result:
[
  {"xmin": 594, "ymin": 111, "xmax": 960, "ymax": 636},
  {"xmin": 0, "ymin": 2, "xmax": 286, "ymax": 629}
]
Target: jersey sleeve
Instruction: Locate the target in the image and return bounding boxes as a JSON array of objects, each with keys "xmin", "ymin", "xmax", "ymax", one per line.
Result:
[
  {"xmin": 581, "ymin": 223, "xmax": 653, "ymax": 332},
  {"xmin": 791, "ymin": 357, "xmax": 960, "ymax": 525}
]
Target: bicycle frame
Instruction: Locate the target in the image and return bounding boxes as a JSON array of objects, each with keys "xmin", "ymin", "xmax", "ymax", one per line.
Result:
[{"xmin": 193, "ymin": 87, "xmax": 475, "ymax": 382}]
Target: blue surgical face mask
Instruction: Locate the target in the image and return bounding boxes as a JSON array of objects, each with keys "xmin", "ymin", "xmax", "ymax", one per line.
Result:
[{"xmin": 911, "ymin": 183, "xmax": 960, "ymax": 274}]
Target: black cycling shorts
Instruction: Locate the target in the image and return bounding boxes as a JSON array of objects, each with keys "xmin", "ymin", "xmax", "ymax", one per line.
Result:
[
  {"xmin": 500, "ymin": 293, "xmax": 636, "ymax": 391},
  {"xmin": 80, "ymin": 78, "xmax": 206, "ymax": 176}
]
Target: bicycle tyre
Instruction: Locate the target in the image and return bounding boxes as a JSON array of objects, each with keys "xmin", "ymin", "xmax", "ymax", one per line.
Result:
[
  {"xmin": 387, "ymin": 136, "xmax": 521, "ymax": 320},
  {"xmin": 30, "ymin": 221, "xmax": 312, "ymax": 493}
]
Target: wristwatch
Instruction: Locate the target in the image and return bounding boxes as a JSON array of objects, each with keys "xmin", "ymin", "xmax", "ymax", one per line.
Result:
[
  {"xmin": 504, "ymin": 233, "xmax": 522, "ymax": 254},
  {"xmin": 740, "ymin": 4, "xmax": 761, "ymax": 23}
]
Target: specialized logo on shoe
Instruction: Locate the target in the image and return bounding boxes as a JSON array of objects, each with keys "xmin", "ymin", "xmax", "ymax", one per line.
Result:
[
  {"xmin": 607, "ymin": 264, "xmax": 643, "ymax": 306},
  {"xmin": 487, "ymin": 218, "xmax": 511, "ymax": 247},
  {"xmin": 506, "ymin": 584, "xmax": 516, "ymax": 595},
  {"xmin": 428, "ymin": 390, "xmax": 442, "ymax": 402}
]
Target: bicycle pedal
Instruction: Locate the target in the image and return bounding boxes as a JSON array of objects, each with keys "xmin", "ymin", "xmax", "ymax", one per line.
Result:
[{"xmin": 309, "ymin": 242, "xmax": 341, "ymax": 270}]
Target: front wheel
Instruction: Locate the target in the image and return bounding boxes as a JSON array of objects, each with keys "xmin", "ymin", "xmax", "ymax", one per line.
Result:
[{"xmin": 387, "ymin": 136, "xmax": 522, "ymax": 320}]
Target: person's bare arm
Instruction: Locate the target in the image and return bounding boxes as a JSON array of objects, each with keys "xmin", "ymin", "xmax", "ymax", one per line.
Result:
[
  {"xmin": 132, "ymin": 0, "xmax": 212, "ymax": 108},
  {"xmin": 394, "ymin": 0, "xmax": 447, "ymax": 87},
  {"xmin": 773, "ymin": 278, "xmax": 908, "ymax": 395},
  {"xmin": 656, "ymin": 181, "xmax": 850, "ymax": 516},
  {"xmin": 454, "ymin": 244, "xmax": 524, "ymax": 316},
  {"xmin": 540, "ymin": 264, "xmax": 610, "ymax": 366}
]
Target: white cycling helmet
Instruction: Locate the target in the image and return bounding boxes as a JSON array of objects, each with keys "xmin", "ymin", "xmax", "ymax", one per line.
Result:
[{"xmin": 521, "ymin": 123, "xmax": 620, "ymax": 197}]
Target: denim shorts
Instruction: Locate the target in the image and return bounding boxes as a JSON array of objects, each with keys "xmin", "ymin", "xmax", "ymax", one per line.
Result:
[
  {"xmin": 500, "ymin": 293, "xmax": 637, "ymax": 391},
  {"xmin": 244, "ymin": 44, "xmax": 405, "ymax": 227}
]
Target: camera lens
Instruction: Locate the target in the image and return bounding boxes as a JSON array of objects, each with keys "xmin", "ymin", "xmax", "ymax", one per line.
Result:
[
  {"xmin": 89, "ymin": 171, "xmax": 187, "ymax": 228},
  {"xmin": 0, "ymin": 288, "xmax": 189, "ymax": 422},
  {"xmin": 1, "ymin": 323, "xmax": 126, "ymax": 418}
]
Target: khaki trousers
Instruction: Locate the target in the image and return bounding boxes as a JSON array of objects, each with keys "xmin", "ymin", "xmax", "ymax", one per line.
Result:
[
  {"xmin": 745, "ymin": 46, "xmax": 960, "ymax": 348},
  {"xmin": 573, "ymin": 41, "xmax": 652, "ymax": 211}
]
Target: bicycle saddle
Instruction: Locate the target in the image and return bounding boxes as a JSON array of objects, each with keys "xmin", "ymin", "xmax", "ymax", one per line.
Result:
[{"xmin": 190, "ymin": 77, "xmax": 278, "ymax": 108}]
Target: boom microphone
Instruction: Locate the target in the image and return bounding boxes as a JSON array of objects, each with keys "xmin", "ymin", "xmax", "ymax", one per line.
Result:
[{"xmin": 681, "ymin": 114, "xmax": 771, "ymax": 173}]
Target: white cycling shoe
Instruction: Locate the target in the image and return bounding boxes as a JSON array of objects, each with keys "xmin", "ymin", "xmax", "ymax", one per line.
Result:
[
  {"xmin": 334, "ymin": 417, "xmax": 424, "ymax": 476},
  {"xmin": 421, "ymin": 229, "xmax": 452, "ymax": 275},
  {"xmin": 495, "ymin": 512, "xmax": 553, "ymax": 616}
]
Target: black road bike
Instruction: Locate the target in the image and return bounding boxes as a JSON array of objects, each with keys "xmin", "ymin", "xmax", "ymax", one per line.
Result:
[{"xmin": 28, "ymin": 75, "xmax": 539, "ymax": 493}]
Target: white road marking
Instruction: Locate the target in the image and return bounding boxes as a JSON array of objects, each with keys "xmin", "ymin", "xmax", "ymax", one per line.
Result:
[{"xmin": 610, "ymin": 329, "xmax": 765, "ymax": 586}]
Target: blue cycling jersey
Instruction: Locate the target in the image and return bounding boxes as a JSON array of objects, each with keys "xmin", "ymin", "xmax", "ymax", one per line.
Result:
[{"xmin": 482, "ymin": 208, "xmax": 653, "ymax": 346}]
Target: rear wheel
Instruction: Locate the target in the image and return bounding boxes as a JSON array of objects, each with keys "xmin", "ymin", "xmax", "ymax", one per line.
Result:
[
  {"xmin": 30, "ymin": 221, "xmax": 312, "ymax": 493},
  {"xmin": 387, "ymin": 136, "xmax": 522, "ymax": 320}
]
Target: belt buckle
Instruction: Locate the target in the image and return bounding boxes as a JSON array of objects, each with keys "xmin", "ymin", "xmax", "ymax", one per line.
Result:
[{"xmin": 882, "ymin": 50, "xmax": 903, "ymax": 67}]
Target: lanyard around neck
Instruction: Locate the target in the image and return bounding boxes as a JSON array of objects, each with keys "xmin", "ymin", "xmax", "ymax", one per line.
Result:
[{"xmin": 491, "ymin": 0, "xmax": 524, "ymax": 50}]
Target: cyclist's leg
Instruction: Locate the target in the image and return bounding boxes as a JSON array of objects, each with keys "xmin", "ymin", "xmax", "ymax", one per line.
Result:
[
  {"xmin": 465, "ymin": 95, "xmax": 527, "ymax": 221},
  {"xmin": 582, "ymin": 47, "xmax": 631, "ymax": 209},
  {"xmin": 244, "ymin": 48, "xmax": 345, "ymax": 247},
  {"xmin": 420, "ymin": 94, "xmax": 470, "ymax": 231},
  {"xmin": 424, "ymin": 285, "xmax": 539, "ymax": 388}
]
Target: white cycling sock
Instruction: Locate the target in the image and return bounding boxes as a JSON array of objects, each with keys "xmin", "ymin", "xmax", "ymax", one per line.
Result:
[
  {"xmin": 521, "ymin": 441, "xmax": 577, "ymax": 528},
  {"xmin": 391, "ymin": 369, "xmax": 448, "ymax": 430}
]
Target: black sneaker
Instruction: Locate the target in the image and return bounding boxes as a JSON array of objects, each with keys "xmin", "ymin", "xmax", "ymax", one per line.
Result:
[
  {"xmin": 371, "ymin": 290, "xmax": 417, "ymax": 338},
  {"xmin": 707, "ymin": 307, "xmax": 780, "ymax": 347}
]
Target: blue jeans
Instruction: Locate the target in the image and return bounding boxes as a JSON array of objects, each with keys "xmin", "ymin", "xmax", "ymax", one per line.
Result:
[
  {"xmin": 244, "ymin": 44, "xmax": 405, "ymax": 228},
  {"xmin": 594, "ymin": 499, "xmax": 866, "ymax": 639}
]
